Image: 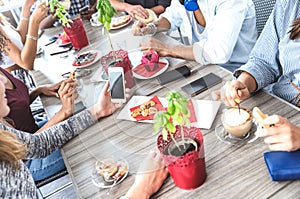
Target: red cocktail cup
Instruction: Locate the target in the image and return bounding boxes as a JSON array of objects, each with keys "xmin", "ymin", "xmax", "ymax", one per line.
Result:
[{"xmin": 63, "ymin": 17, "xmax": 89, "ymax": 49}]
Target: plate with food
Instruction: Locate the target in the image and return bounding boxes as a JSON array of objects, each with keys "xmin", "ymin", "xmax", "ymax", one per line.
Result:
[
  {"xmin": 117, "ymin": 96, "xmax": 221, "ymax": 129},
  {"xmin": 72, "ymin": 50, "xmax": 101, "ymax": 68},
  {"xmin": 128, "ymin": 50, "xmax": 169, "ymax": 79},
  {"xmin": 91, "ymin": 158, "xmax": 129, "ymax": 188},
  {"xmin": 110, "ymin": 15, "xmax": 133, "ymax": 30}
]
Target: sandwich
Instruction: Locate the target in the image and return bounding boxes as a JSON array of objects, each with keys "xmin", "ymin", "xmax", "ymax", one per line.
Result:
[{"xmin": 134, "ymin": 9, "xmax": 157, "ymax": 24}]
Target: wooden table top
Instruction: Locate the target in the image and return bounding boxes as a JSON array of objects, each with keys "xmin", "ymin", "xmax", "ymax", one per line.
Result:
[{"xmin": 32, "ymin": 19, "xmax": 300, "ymax": 199}]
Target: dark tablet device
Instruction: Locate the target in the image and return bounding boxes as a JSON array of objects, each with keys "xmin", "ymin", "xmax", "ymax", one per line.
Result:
[
  {"xmin": 181, "ymin": 73, "xmax": 222, "ymax": 96},
  {"xmin": 157, "ymin": 65, "xmax": 191, "ymax": 85}
]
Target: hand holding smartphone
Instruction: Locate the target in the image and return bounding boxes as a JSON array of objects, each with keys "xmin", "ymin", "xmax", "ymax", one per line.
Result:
[
  {"xmin": 108, "ymin": 67, "xmax": 126, "ymax": 103},
  {"xmin": 181, "ymin": 73, "xmax": 222, "ymax": 96}
]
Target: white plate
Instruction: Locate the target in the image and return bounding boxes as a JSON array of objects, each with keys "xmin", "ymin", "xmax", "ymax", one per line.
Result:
[
  {"xmin": 117, "ymin": 96, "xmax": 221, "ymax": 129},
  {"xmin": 110, "ymin": 15, "xmax": 133, "ymax": 30},
  {"xmin": 72, "ymin": 50, "xmax": 102, "ymax": 69},
  {"xmin": 91, "ymin": 159, "xmax": 129, "ymax": 189},
  {"xmin": 128, "ymin": 50, "xmax": 169, "ymax": 79}
]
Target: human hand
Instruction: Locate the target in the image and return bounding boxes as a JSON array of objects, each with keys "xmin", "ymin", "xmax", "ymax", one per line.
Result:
[
  {"xmin": 126, "ymin": 5, "xmax": 148, "ymax": 19},
  {"xmin": 222, "ymin": 80, "xmax": 250, "ymax": 107},
  {"xmin": 125, "ymin": 151, "xmax": 168, "ymax": 199},
  {"xmin": 40, "ymin": 79, "xmax": 76, "ymax": 98},
  {"xmin": 80, "ymin": 6, "xmax": 96, "ymax": 20},
  {"xmin": 89, "ymin": 81, "xmax": 130, "ymax": 120},
  {"xmin": 132, "ymin": 21, "xmax": 148, "ymax": 36},
  {"xmin": 57, "ymin": 79, "xmax": 76, "ymax": 117},
  {"xmin": 140, "ymin": 37, "xmax": 170, "ymax": 57},
  {"xmin": 255, "ymin": 115, "xmax": 300, "ymax": 151},
  {"xmin": 31, "ymin": 1, "xmax": 49, "ymax": 24}
]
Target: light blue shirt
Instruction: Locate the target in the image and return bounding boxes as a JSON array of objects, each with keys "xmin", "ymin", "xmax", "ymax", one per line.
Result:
[
  {"xmin": 235, "ymin": 0, "xmax": 300, "ymax": 106},
  {"xmin": 161, "ymin": 0, "xmax": 258, "ymax": 72}
]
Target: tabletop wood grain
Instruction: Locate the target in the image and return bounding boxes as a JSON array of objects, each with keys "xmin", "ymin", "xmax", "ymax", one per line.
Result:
[{"xmin": 32, "ymin": 19, "xmax": 300, "ymax": 199}]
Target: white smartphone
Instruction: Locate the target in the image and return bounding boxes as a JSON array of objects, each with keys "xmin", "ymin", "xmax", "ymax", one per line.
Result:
[{"xmin": 108, "ymin": 67, "xmax": 126, "ymax": 103}]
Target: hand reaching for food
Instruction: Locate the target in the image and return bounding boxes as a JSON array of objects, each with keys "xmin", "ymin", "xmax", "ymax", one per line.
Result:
[{"xmin": 253, "ymin": 107, "xmax": 300, "ymax": 151}]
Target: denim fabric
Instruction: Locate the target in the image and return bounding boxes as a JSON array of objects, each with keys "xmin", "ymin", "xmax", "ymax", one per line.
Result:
[{"xmin": 25, "ymin": 150, "xmax": 66, "ymax": 181}]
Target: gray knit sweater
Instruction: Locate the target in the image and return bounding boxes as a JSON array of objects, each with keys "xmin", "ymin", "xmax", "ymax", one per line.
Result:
[{"xmin": 0, "ymin": 110, "xmax": 96, "ymax": 198}]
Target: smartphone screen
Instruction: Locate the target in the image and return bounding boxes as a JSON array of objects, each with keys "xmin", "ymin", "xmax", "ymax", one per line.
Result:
[
  {"xmin": 108, "ymin": 67, "xmax": 126, "ymax": 103},
  {"xmin": 181, "ymin": 73, "xmax": 222, "ymax": 96}
]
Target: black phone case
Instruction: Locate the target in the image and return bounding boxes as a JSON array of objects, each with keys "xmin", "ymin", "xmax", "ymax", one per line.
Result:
[
  {"xmin": 157, "ymin": 65, "xmax": 191, "ymax": 85},
  {"xmin": 181, "ymin": 73, "xmax": 222, "ymax": 96}
]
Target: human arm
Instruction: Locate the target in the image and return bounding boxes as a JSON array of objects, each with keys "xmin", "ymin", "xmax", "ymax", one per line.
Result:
[
  {"xmin": 192, "ymin": 0, "xmax": 253, "ymax": 65},
  {"xmin": 17, "ymin": 0, "xmax": 42, "ymax": 42},
  {"xmin": 34, "ymin": 79, "xmax": 76, "ymax": 133},
  {"xmin": 255, "ymin": 115, "xmax": 300, "ymax": 151},
  {"xmin": 2, "ymin": 1, "xmax": 48, "ymax": 70},
  {"xmin": 80, "ymin": 1, "xmax": 97, "ymax": 20},
  {"xmin": 109, "ymin": 0, "xmax": 148, "ymax": 18},
  {"xmin": 222, "ymin": 71, "xmax": 257, "ymax": 107},
  {"xmin": 233, "ymin": 0, "xmax": 284, "ymax": 91},
  {"xmin": 0, "ymin": 81, "xmax": 121, "ymax": 158},
  {"xmin": 39, "ymin": 14, "xmax": 57, "ymax": 29},
  {"xmin": 139, "ymin": 37, "xmax": 195, "ymax": 60},
  {"xmin": 124, "ymin": 151, "xmax": 168, "ymax": 199}
]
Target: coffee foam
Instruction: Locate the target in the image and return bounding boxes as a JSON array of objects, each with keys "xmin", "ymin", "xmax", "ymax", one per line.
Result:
[{"xmin": 223, "ymin": 108, "xmax": 250, "ymax": 126}]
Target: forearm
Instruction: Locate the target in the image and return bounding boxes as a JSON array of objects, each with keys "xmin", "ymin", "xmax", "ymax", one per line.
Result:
[
  {"xmin": 18, "ymin": 4, "xmax": 32, "ymax": 41},
  {"xmin": 20, "ymin": 18, "xmax": 39, "ymax": 69},
  {"xmin": 194, "ymin": 9, "xmax": 205, "ymax": 27},
  {"xmin": 154, "ymin": 17, "xmax": 171, "ymax": 32},
  {"xmin": 29, "ymin": 87, "xmax": 43, "ymax": 104},
  {"xmin": 150, "ymin": 5, "xmax": 165, "ymax": 16},
  {"xmin": 35, "ymin": 109, "xmax": 70, "ymax": 134},
  {"xmin": 167, "ymin": 45, "xmax": 195, "ymax": 60},
  {"xmin": 237, "ymin": 71, "xmax": 258, "ymax": 92},
  {"xmin": 109, "ymin": 0, "xmax": 129, "ymax": 12},
  {"xmin": 39, "ymin": 15, "xmax": 57, "ymax": 29}
]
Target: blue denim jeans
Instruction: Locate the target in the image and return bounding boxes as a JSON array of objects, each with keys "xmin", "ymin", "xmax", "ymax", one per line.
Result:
[
  {"xmin": 25, "ymin": 115, "xmax": 66, "ymax": 181},
  {"xmin": 25, "ymin": 149, "xmax": 66, "ymax": 181}
]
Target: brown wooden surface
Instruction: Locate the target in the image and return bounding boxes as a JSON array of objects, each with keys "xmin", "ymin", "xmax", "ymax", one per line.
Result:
[{"xmin": 32, "ymin": 19, "xmax": 300, "ymax": 199}]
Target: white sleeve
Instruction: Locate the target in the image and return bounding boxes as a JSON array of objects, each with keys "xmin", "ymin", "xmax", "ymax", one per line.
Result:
[{"xmin": 193, "ymin": 0, "xmax": 249, "ymax": 65}]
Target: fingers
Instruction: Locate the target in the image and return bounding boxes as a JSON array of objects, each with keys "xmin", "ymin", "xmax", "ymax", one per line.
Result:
[
  {"xmin": 102, "ymin": 81, "xmax": 110, "ymax": 95},
  {"xmin": 223, "ymin": 80, "xmax": 249, "ymax": 107}
]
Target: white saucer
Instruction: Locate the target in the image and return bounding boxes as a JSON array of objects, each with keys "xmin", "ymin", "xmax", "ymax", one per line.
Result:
[{"xmin": 215, "ymin": 122, "xmax": 258, "ymax": 145}]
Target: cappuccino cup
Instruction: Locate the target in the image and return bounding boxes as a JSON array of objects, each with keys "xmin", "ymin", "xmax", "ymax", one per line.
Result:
[{"xmin": 221, "ymin": 107, "xmax": 252, "ymax": 137}]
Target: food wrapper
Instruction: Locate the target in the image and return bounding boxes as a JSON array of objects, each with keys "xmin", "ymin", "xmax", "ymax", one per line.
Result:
[{"xmin": 129, "ymin": 96, "xmax": 164, "ymax": 121}]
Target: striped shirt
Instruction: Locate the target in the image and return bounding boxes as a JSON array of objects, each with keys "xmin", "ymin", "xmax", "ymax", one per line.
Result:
[
  {"xmin": 235, "ymin": 0, "xmax": 300, "ymax": 106},
  {"xmin": 0, "ymin": 110, "xmax": 95, "ymax": 198}
]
